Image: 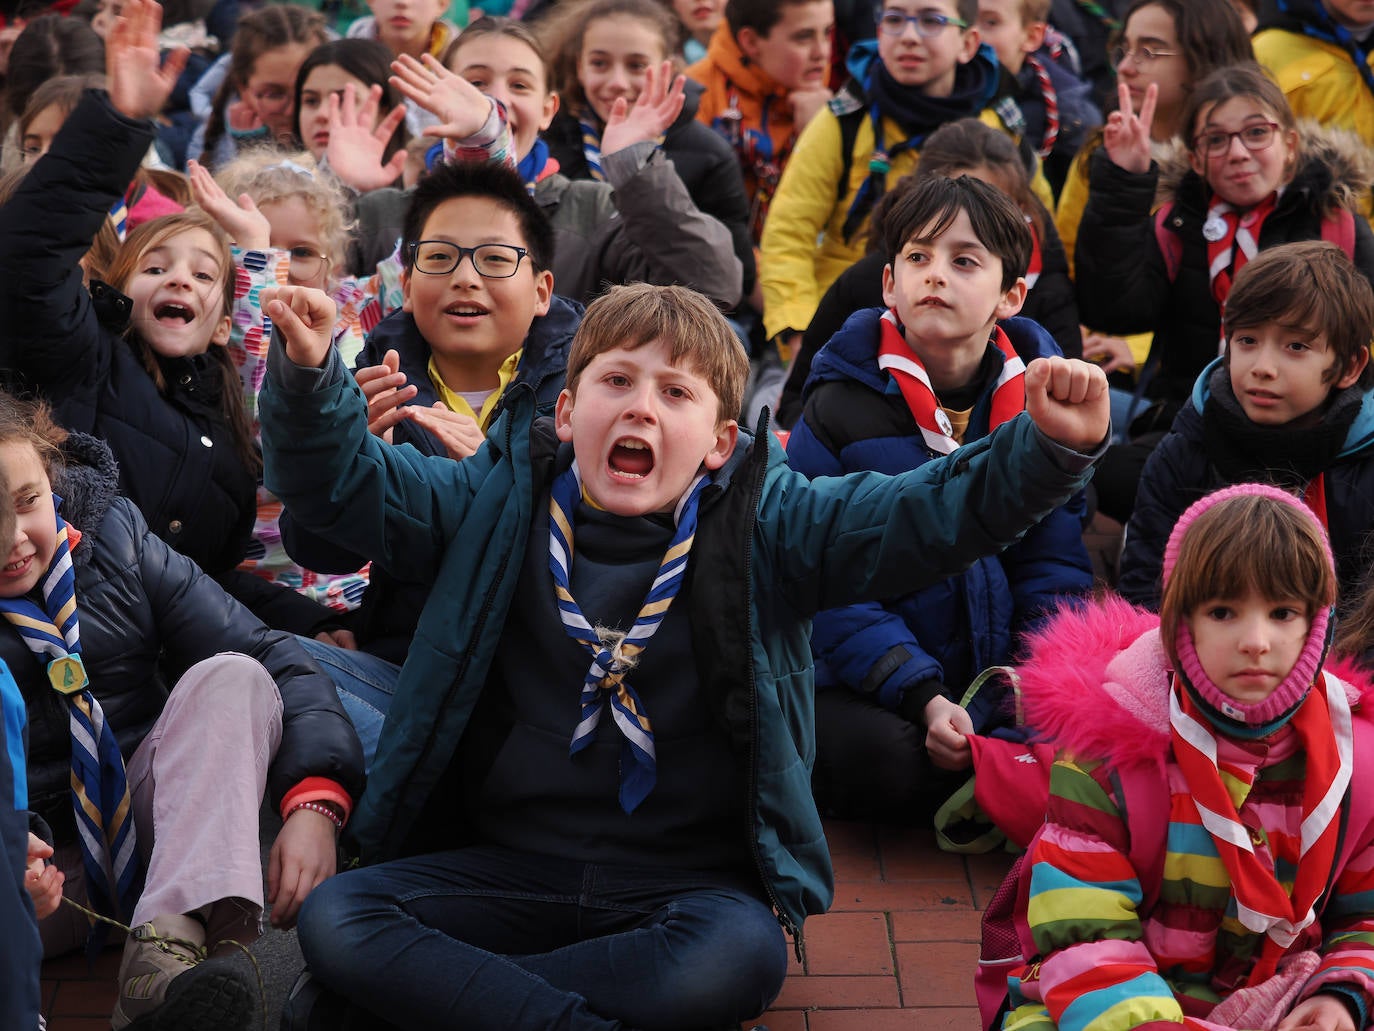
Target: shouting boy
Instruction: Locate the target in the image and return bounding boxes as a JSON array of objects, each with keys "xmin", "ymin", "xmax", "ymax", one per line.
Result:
[{"xmin": 260, "ymin": 276, "xmax": 1108, "ymax": 1028}]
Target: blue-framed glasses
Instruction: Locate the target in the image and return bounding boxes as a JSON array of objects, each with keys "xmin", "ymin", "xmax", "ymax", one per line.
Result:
[{"xmin": 875, "ymin": 8, "xmax": 969, "ymax": 36}]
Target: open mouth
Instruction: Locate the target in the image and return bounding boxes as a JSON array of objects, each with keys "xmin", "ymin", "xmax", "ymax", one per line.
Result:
[
  {"xmin": 608, "ymin": 438, "xmax": 654, "ymax": 479},
  {"xmin": 3, "ymin": 554, "xmax": 31, "ymax": 576},
  {"xmin": 154, "ymin": 302, "xmax": 195, "ymax": 324},
  {"xmin": 917, "ymin": 297, "xmax": 950, "ymax": 308},
  {"xmin": 445, "ymin": 302, "xmax": 489, "ymax": 318}
]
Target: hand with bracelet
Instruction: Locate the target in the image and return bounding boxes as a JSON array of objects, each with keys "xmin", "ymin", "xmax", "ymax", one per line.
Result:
[{"xmin": 267, "ymin": 800, "xmax": 342, "ymax": 929}]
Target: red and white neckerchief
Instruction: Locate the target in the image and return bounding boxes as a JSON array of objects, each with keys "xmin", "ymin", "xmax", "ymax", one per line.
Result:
[
  {"xmin": 1023, "ymin": 54, "xmax": 1058, "ymax": 159},
  {"xmin": 1024, "ymin": 217, "xmax": 1043, "ymax": 290},
  {"xmin": 1204, "ymin": 191, "xmax": 1279, "ymax": 307},
  {"xmin": 1169, "ymin": 669, "xmax": 1352, "ymax": 984},
  {"xmin": 876, "ymin": 310, "xmax": 1026, "ymax": 454}
]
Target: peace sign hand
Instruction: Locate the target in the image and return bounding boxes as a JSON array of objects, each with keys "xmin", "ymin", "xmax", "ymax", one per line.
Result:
[{"xmin": 1103, "ymin": 81, "xmax": 1157, "ymax": 175}]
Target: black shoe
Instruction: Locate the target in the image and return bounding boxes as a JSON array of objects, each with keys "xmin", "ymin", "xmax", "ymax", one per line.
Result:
[{"xmin": 123, "ymin": 954, "xmax": 255, "ymax": 1031}]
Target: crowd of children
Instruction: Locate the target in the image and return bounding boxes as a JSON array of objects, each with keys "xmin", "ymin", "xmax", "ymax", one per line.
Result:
[{"xmin": 4, "ymin": 0, "xmax": 1374, "ymax": 1027}]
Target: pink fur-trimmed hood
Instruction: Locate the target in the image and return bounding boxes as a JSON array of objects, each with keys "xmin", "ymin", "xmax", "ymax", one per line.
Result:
[{"xmin": 1016, "ymin": 596, "xmax": 1374, "ymax": 770}]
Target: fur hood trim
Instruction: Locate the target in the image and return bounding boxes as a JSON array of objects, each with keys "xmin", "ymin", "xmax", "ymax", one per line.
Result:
[
  {"xmin": 1016, "ymin": 595, "xmax": 1373, "ymax": 769},
  {"xmin": 51, "ymin": 430, "xmax": 119, "ymax": 566},
  {"xmin": 1154, "ymin": 121, "xmax": 1374, "ymax": 216}
]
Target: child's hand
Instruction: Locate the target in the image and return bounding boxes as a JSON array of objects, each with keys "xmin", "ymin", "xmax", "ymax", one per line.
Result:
[
  {"xmin": 188, "ymin": 159, "xmax": 271, "ymax": 251},
  {"xmin": 601, "ymin": 61, "xmax": 687, "ymax": 157},
  {"xmin": 390, "ymin": 54, "xmax": 492, "ymax": 140},
  {"xmin": 922, "ymin": 696, "xmax": 973, "ymax": 770},
  {"xmin": 1103, "ymin": 81, "xmax": 1156, "ymax": 175},
  {"xmin": 1277, "ymin": 995, "xmax": 1357, "ymax": 1031},
  {"xmin": 324, "ymin": 83, "xmax": 409, "ymax": 194},
  {"xmin": 263, "ymin": 285, "xmax": 337, "ymax": 369},
  {"xmin": 267, "ymin": 806, "xmax": 338, "ymax": 929},
  {"xmin": 106, "ymin": 0, "xmax": 189, "ymax": 121},
  {"xmin": 1024, "ymin": 356, "xmax": 1110, "ymax": 452},
  {"xmin": 404, "ymin": 405, "xmax": 486, "ymax": 460},
  {"xmin": 24, "ymin": 833, "xmax": 63, "ymax": 920},
  {"xmin": 355, "ymin": 350, "xmax": 418, "ymax": 443},
  {"xmin": 1081, "ymin": 328, "xmax": 1136, "ymax": 376},
  {"xmin": 789, "ymin": 86, "xmax": 832, "ymax": 131}
]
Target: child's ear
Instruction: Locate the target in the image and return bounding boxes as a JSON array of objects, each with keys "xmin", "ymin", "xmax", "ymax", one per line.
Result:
[
  {"xmin": 957, "ymin": 26, "xmax": 981, "ymax": 63},
  {"xmin": 533, "ymin": 267, "xmax": 554, "ymax": 317},
  {"xmin": 994, "ymin": 276, "xmax": 1028, "ymax": 321},
  {"xmin": 702, "ymin": 419, "xmax": 739, "ymax": 471},
  {"xmin": 541, "ymin": 89, "xmax": 561, "ymax": 131},
  {"xmin": 554, "ymin": 387, "xmax": 576, "ymax": 442},
  {"xmin": 401, "ymin": 269, "xmax": 413, "ymax": 313},
  {"xmin": 1336, "ymin": 346, "xmax": 1370, "ymax": 390},
  {"xmin": 737, "ymin": 26, "xmax": 763, "ymax": 63},
  {"xmin": 1021, "ymin": 21, "xmax": 1047, "ymax": 53},
  {"xmin": 210, "ymin": 313, "xmax": 232, "ymax": 348},
  {"xmin": 880, "ymin": 261, "xmax": 898, "ymax": 310}
]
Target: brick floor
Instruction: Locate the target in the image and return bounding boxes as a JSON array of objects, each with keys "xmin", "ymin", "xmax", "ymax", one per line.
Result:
[{"xmin": 40, "ymin": 820, "xmax": 1012, "ymax": 1030}]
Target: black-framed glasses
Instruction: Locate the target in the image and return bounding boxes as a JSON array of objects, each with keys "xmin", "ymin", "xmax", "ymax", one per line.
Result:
[
  {"xmin": 287, "ymin": 246, "xmax": 331, "ymax": 283},
  {"xmin": 1110, "ymin": 44, "xmax": 1178, "ymax": 67},
  {"xmin": 409, "ymin": 241, "xmax": 530, "ymax": 278},
  {"xmin": 875, "ymin": 8, "xmax": 968, "ymax": 37},
  {"xmin": 1192, "ymin": 121, "xmax": 1281, "ymax": 157}
]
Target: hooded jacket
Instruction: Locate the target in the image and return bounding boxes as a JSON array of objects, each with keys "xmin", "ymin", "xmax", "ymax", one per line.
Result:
[
  {"xmin": 280, "ymin": 296, "xmax": 582, "ymax": 663},
  {"xmin": 11, "ymin": 432, "xmax": 363, "ymax": 848},
  {"xmin": 1005, "ymin": 597, "xmax": 1374, "ymax": 1030},
  {"xmin": 261, "ymin": 335, "xmax": 1099, "ymax": 938},
  {"xmin": 787, "ymin": 309, "xmax": 1092, "ymax": 712},
  {"xmin": 1074, "ymin": 124, "xmax": 1374, "ymax": 403},
  {"xmin": 1119, "ymin": 359, "xmax": 1374, "ymax": 609},
  {"xmin": 545, "ymin": 79, "xmax": 756, "ymax": 297}
]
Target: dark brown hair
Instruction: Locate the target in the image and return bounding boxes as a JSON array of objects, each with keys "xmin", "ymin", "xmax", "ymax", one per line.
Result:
[
  {"xmin": 1223, "ymin": 241, "xmax": 1374, "ymax": 389},
  {"xmin": 566, "ymin": 283, "xmax": 749, "ymax": 422},
  {"xmin": 1158, "ymin": 492, "xmax": 1335, "ymax": 659},
  {"xmin": 540, "ymin": 0, "xmax": 680, "ymax": 112},
  {"xmin": 1179, "ymin": 62, "xmax": 1297, "ymax": 167},
  {"xmin": 445, "ymin": 15, "xmax": 553, "ymax": 88}
]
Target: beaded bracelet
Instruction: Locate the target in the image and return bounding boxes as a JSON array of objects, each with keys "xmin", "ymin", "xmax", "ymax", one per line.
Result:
[{"xmin": 289, "ymin": 800, "xmax": 344, "ymax": 832}]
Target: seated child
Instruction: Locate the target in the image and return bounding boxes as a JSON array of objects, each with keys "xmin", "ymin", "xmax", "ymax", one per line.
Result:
[
  {"xmin": 759, "ymin": 0, "xmax": 1043, "ymax": 354},
  {"xmin": 1254, "ymin": 0, "xmax": 1374, "ymax": 151},
  {"xmin": 0, "ymin": 471, "xmax": 47, "ymax": 1031},
  {"xmin": 280, "ymin": 159, "xmax": 581, "ymax": 760},
  {"xmin": 1000, "ymin": 484, "xmax": 1374, "ymax": 1031},
  {"xmin": 1120, "ymin": 241, "xmax": 1374, "ymax": 611},
  {"xmin": 788, "ymin": 174, "xmax": 1092, "ymax": 821},
  {"xmin": 257, "ymin": 269, "xmax": 1109, "ymax": 1027},
  {"xmin": 671, "ymin": 0, "xmax": 724, "ymax": 63},
  {"xmin": 687, "ymin": 0, "xmax": 836, "ymax": 242},
  {"xmin": 976, "ymin": 0, "xmax": 1100, "ymax": 197},
  {"xmin": 0, "ymin": 392, "xmax": 363, "ymax": 1031},
  {"xmin": 345, "ymin": 0, "xmax": 461, "ymax": 137}
]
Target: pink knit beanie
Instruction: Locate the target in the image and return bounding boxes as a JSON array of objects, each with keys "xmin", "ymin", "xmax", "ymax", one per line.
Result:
[{"xmin": 1162, "ymin": 483, "xmax": 1333, "ymax": 731}]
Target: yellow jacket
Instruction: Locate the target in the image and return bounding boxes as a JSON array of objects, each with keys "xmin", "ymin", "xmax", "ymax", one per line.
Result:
[{"xmin": 1255, "ymin": 28, "xmax": 1374, "ymax": 142}]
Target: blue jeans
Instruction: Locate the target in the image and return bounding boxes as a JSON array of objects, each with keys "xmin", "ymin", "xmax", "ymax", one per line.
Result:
[
  {"xmin": 297, "ymin": 846, "xmax": 788, "ymax": 1030},
  {"xmin": 296, "ymin": 637, "xmax": 400, "ymax": 769}
]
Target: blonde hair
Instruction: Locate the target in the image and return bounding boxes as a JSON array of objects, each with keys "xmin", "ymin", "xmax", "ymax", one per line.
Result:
[
  {"xmin": 214, "ymin": 150, "xmax": 353, "ymax": 271},
  {"xmin": 566, "ymin": 283, "xmax": 748, "ymax": 423}
]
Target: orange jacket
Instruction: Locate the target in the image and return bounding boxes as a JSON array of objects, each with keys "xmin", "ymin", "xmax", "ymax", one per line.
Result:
[{"xmin": 687, "ymin": 21, "xmax": 798, "ymax": 240}]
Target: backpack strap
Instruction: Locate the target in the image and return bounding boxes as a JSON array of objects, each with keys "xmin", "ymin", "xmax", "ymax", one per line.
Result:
[
  {"xmin": 1322, "ymin": 206, "xmax": 1357, "ymax": 259},
  {"xmin": 1153, "ymin": 202, "xmax": 1183, "ymax": 283},
  {"xmin": 836, "ymin": 107, "xmax": 866, "ymax": 204}
]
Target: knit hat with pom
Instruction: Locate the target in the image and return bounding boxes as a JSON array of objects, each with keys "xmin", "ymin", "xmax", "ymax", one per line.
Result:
[{"xmin": 1162, "ymin": 483, "xmax": 1333, "ymax": 735}]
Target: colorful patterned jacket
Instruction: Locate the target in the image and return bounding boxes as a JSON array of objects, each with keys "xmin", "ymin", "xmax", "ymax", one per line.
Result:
[{"xmin": 1003, "ymin": 596, "xmax": 1374, "ymax": 1031}]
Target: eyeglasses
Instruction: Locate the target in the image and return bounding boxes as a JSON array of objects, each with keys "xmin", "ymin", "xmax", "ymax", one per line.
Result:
[
  {"xmin": 875, "ymin": 8, "xmax": 969, "ymax": 37},
  {"xmin": 1192, "ymin": 121, "xmax": 1281, "ymax": 157},
  {"xmin": 287, "ymin": 246, "xmax": 331, "ymax": 283},
  {"xmin": 1110, "ymin": 44, "xmax": 1178, "ymax": 67},
  {"xmin": 409, "ymin": 241, "xmax": 530, "ymax": 278},
  {"xmin": 248, "ymin": 85, "xmax": 292, "ymax": 113}
]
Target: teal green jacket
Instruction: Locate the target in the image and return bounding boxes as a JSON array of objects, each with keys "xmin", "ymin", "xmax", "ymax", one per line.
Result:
[{"xmin": 259, "ymin": 345, "xmax": 1098, "ymax": 941}]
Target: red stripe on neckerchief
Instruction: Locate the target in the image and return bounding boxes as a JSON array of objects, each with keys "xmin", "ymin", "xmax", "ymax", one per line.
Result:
[
  {"xmin": 876, "ymin": 309, "xmax": 1026, "ymax": 455},
  {"xmin": 1304, "ymin": 473, "xmax": 1329, "ymax": 532},
  {"xmin": 1024, "ymin": 218, "xmax": 1043, "ymax": 291},
  {"xmin": 1024, "ymin": 54, "xmax": 1058, "ymax": 159},
  {"xmin": 1169, "ymin": 670, "xmax": 1351, "ymax": 984},
  {"xmin": 1206, "ymin": 192, "xmax": 1278, "ymax": 307}
]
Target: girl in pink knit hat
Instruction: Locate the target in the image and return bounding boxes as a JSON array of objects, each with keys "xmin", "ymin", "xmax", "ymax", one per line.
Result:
[{"xmin": 989, "ymin": 482, "xmax": 1374, "ymax": 1031}]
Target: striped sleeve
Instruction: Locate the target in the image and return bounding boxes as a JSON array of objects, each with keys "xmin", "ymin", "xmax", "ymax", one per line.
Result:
[
  {"xmin": 1029, "ymin": 758, "xmax": 1185, "ymax": 1031},
  {"xmin": 1303, "ymin": 832, "xmax": 1374, "ymax": 1024}
]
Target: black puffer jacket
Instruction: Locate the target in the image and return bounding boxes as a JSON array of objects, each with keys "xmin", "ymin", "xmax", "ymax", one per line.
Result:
[
  {"xmin": 1074, "ymin": 125, "xmax": 1374, "ymax": 404},
  {"xmin": 545, "ymin": 79, "xmax": 756, "ymax": 296},
  {"xmin": 14, "ymin": 432, "xmax": 364, "ymax": 846},
  {"xmin": 0, "ymin": 90, "xmax": 256, "ymax": 578}
]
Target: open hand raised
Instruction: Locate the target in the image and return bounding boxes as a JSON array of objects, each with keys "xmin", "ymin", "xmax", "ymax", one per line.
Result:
[
  {"xmin": 600, "ymin": 61, "xmax": 686, "ymax": 157},
  {"xmin": 325, "ymin": 82, "xmax": 408, "ymax": 193},
  {"xmin": 188, "ymin": 159, "xmax": 271, "ymax": 250},
  {"xmin": 390, "ymin": 53, "xmax": 493, "ymax": 140},
  {"xmin": 1103, "ymin": 81, "xmax": 1156, "ymax": 175},
  {"xmin": 107, "ymin": 0, "xmax": 188, "ymax": 121}
]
